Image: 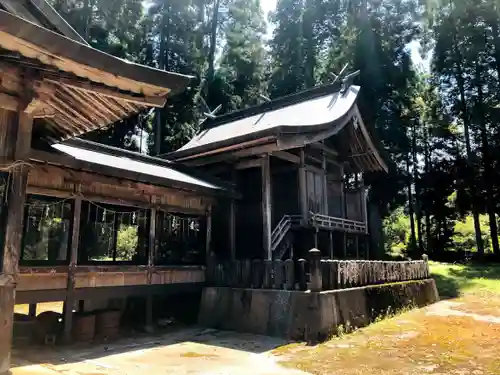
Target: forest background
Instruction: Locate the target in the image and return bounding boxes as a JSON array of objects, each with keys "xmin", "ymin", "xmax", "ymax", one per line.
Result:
[{"xmin": 48, "ymin": 0, "xmax": 500, "ymax": 261}]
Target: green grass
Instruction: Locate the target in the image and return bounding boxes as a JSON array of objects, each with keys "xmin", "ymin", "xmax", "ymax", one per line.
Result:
[{"xmin": 430, "ymin": 261, "xmax": 500, "ymax": 297}]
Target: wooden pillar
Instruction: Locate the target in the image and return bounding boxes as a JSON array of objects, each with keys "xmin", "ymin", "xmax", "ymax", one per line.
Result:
[
  {"xmin": 298, "ymin": 149, "xmax": 308, "ymax": 223},
  {"xmin": 63, "ymin": 197, "xmax": 82, "ymax": 344},
  {"xmin": 314, "ymin": 228, "xmax": 319, "ymax": 248},
  {"xmin": 343, "ymin": 233, "xmax": 347, "ymax": 258},
  {"xmin": 329, "ymin": 231, "xmax": 334, "ymax": 259},
  {"xmin": 322, "ymin": 151, "xmax": 328, "ymax": 215},
  {"xmin": 229, "ymin": 170, "xmax": 236, "ymax": 260},
  {"xmin": 28, "ymin": 304, "xmax": 37, "ymax": 318},
  {"xmin": 355, "ymin": 235, "xmax": 359, "ymax": 259},
  {"xmin": 0, "ymin": 107, "xmax": 33, "ymax": 374},
  {"xmin": 146, "ymin": 208, "xmax": 157, "ymax": 328},
  {"xmin": 205, "ymin": 205, "xmax": 212, "ymax": 263},
  {"xmin": 261, "ymin": 155, "xmax": 272, "ymax": 260},
  {"xmin": 341, "ymin": 164, "xmax": 346, "ymax": 219}
]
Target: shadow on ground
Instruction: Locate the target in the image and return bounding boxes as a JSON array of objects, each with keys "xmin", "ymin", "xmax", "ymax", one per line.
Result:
[
  {"xmin": 12, "ymin": 327, "xmax": 290, "ymax": 369},
  {"xmin": 432, "ymin": 262, "xmax": 500, "ymax": 298}
]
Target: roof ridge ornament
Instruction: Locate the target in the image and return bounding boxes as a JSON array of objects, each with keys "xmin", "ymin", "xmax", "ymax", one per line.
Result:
[{"xmin": 194, "ymin": 78, "xmax": 222, "ymax": 126}]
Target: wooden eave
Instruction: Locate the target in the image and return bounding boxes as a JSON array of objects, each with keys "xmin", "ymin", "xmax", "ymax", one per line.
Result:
[{"xmin": 28, "ymin": 148, "xmax": 235, "ymax": 200}]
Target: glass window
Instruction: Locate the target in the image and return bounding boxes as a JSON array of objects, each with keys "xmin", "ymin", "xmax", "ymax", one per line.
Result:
[
  {"xmin": 78, "ymin": 202, "xmax": 149, "ymax": 264},
  {"xmin": 156, "ymin": 212, "xmax": 204, "ymax": 265},
  {"xmin": 21, "ymin": 196, "xmax": 72, "ymax": 263}
]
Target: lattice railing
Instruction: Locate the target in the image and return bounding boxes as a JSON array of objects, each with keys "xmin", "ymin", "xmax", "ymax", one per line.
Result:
[{"xmin": 309, "ymin": 212, "xmax": 366, "ymax": 233}]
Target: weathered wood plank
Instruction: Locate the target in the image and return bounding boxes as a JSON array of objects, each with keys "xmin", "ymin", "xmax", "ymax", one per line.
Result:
[{"xmin": 261, "ymin": 155, "xmax": 272, "ymax": 260}]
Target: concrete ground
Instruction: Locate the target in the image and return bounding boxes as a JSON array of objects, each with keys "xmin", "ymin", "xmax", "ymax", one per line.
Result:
[{"xmin": 11, "ymin": 328, "xmax": 308, "ymax": 375}]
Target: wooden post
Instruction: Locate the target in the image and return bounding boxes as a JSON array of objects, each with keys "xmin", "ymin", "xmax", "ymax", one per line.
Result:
[
  {"xmin": 360, "ymin": 175, "xmax": 369, "ymax": 234},
  {"xmin": 229, "ymin": 201, "xmax": 236, "ymax": 260},
  {"xmin": 148, "ymin": 208, "xmax": 157, "ymax": 269},
  {"xmin": 205, "ymin": 205, "xmax": 212, "ymax": 263},
  {"xmin": 0, "ymin": 107, "xmax": 33, "ymax": 374},
  {"xmin": 146, "ymin": 208, "xmax": 157, "ymax": 329},
  {"xmin": 229, "ymin": 170, "xmax": 236, "ymax": 260},
  {"xmin": 343, "ymin": 233, "xmax": 347, "ymax": 258},
  {"xmin": 314, "ymin": 228, "xmax": 319, "ymax": 248},
  {"xmin": 28, "ymin": 304, "xmax": 37, "ymax": 318},
  {"xmin": 261, "ymin": 155, "xmax": 272, "ymax": 260},
  {"xmin": 63, "ymin": 196, "xmax": 82, "ymax": 344},
  {"xmin": 322, "ymin": 150, "xmax": 328, "ymax": 215},
  {"xmin": 355, "ymin": 235, "xmax": 359, "ymax": 259},
  {"xmin": 309, "ymin": 248, "xmax": 322, "ymax": 292},
  {"xmin": 298, "ymin": 149, "xmax": 308, "ymax": 223},
  {"xmin": 329, "ymin": 231, "xmax": 334, "ymax": 259}
]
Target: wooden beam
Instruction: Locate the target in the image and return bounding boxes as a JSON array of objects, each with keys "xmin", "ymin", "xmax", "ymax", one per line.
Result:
[
  {"xmin": 235, "ymin": 158, "xmax": 261, "ymax": 170},
  {"xmin": 63, "ymin": 196, "xmax": 81, "ymax": 344},
  {"xmin": 272, "ymin": 150, "xmax": 300, "ymax": 164},
  {"xmin": 44, "ymin": 78, "xmax": 167, "ymax": 108},
  {"xmin": 0, "ymin": 108, "xmax": 33, "ymax": 374},
  {"xmin": 309, "ymin": 142, "xmax": 339, "ymax": 157},
  {"xmin": 261, "ymin": 155, "xmax": 272, "ymax": 260}
]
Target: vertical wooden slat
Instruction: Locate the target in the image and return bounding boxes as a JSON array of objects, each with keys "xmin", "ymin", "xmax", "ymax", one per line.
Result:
[
  {"xmin": 205, "ymin": 205, "xmax": 212, "ymax": 265},
  {"xmin": 63, "ymin": 196, "xmax": 82, "ymax": 343},
  {"xmin": 261, "ymin": 155, "xmax": 272, "ymax": 260}
]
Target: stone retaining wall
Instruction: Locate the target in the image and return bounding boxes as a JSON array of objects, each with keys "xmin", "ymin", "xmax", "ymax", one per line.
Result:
[{"xmin": 198, "ymin": 278, "xmax": 439, "ymax": 342}]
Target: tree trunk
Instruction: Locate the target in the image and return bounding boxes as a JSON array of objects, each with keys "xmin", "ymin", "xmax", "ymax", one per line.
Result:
[
  {"xmin": 475, "ymin": 64, "xmax": 499, "ymax": 257},
  {"xmin": 207, "ymin": 0, "xmax": 221, "ymax": 86},
  {"xmin": 155, "ymin": 4, "xmax": 170, "ymax": 156},
  {"xmin": 303, "ymin": 0, "xmax": 315, "ymax": 88},
  {"xmin": 412, "ymin": 120, "xmax": 424, "ymax": 254},
  {"xmin": 455, "ymin": 55, "xmax": 484, "ymax": 257},
  {"xmin": 423, "ymin": 121, "xmax": 432, "ymax": 253},
  {"xmin": 407, "ymin": 152, "xmax": 417, "ymax": 255}
]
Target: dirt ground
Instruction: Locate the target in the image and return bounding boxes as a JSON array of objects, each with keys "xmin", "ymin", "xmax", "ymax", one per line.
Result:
[
  {"xmin": 12, "ymin": 295, "xmax": 500, "ymax": 375},
  {"xmin": 273, "ymin": 294, "xmax": 500, "ymax": 375},
  {"xmin": 11, "ymin": 328, "xmax": 308, "ymax": 375}
]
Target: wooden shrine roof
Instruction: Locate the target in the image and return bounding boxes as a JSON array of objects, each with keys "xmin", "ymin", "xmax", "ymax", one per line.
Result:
[
  {"xmin": 30, "ymin": 138, "xmax": 238, "ymax": 198},
  {"xmin": 168, "ymin": 84, "xmax": 388, "ymax": 173},
  {"xmin": 0, "ymin": 10, "xmax": 192, "ymax": 140}
]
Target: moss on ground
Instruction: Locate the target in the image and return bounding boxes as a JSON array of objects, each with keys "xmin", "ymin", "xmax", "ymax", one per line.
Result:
[{"xmin": 273, "ymin": 262, "xmax": 500, "ymax": 375}]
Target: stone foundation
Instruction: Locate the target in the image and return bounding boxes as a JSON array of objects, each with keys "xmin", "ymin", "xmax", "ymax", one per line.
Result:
[{"xmin": 198, "ymin": 279, "xmax": 439, "ymax": 342}]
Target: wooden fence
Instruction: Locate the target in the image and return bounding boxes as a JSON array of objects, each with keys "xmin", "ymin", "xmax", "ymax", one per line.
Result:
[{"xmin": 206, "ymin": 250, "xmax": 430, "ymax": 292}]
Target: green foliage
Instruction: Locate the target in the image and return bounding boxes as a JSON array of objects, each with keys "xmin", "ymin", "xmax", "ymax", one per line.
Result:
[{"xmin": 116, "ymin": 225, "xmax": 139, "ymax": 261}]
